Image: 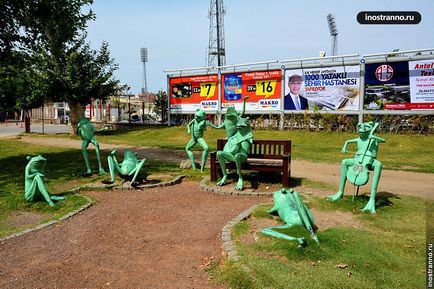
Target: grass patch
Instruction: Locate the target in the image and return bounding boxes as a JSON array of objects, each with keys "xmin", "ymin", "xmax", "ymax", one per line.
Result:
[
  {"xmin": 0, "ymin": 139, "xmax": 101, "ymax": 238},
  {"xmin": 211, "ymin": 194, "xmax": 430, "ymax": 289},
  {"xmin": 82, "ymin": 126, "xmax": 434, "ymax": 173},
  {"xmin": 33, "ymin": 126, "xmax": 434, "ymax": 173}
]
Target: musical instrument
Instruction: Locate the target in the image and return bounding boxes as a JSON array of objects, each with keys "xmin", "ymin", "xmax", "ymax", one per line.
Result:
[{"xmin": 346, "ymin": 122, "xmax": 379, "ymax": 187}]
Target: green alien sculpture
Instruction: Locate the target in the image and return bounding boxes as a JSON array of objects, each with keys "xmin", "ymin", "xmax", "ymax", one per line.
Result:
[
  {"xmin": 25, "ymin": 155, "xmax": 64, "ymax": 206},
  {"xmin": 216, "ymin": 117, "xmax": 253, "ymax": 190},
  {"xmin": 77, "ymin": 117, "xmax": 106, "ymax": 175},
  {"xmin": 185, "ymin": 109, "xmax": 210, "ymax": 171},
  {"xmin": 107, "ymin": 149, "xmax": 146, "ymax": 186},
  {"xmin": 261, "ymin": 188, "xmax": 319, "ymax": 247},
  {"xmin": 209, "ymin": 96, "xmax": 249, "ymax": 139},
  {"xmin": 328, "ymin": 121, "xmax": 385, "ymax": 214}
]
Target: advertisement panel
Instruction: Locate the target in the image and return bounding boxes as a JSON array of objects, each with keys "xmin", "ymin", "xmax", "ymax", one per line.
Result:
[
  {"xmin": 221, "ymin": 70, "xmax": 281, "ymax": 112},
  {"xmin": 169, "ymin": 75, "xmax": 218, "ymax": 113},
  {"xmin": 284, "ymin": 65, "xmax": 360, "ymax": 111},
  {"xmin": 365, "ymin": 61, "xmax": 410, "ymax": 110},
  {"xmin": 409, "ymin": 59, "xmax": 434, "ymax": 108}
]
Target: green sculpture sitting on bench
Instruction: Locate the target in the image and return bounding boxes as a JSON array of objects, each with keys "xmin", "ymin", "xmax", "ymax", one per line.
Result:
[
  {"xmin": 209, "ymin": 96, "xmax": 249, "ymax": 139},
  {"xmin": 107, "ymin": 149, "xmax": 146, "ymax": 186},
  {"xmin": 328, "ymin": 121, "xmax": 385, "ymax": 214},
  {"xmin": 216, "ymin": 117, "xmax": 253, "ymax": 190},
  {"xmin": 261, "ymin": 188, "xmax": 319, "ymax": 247},
  {"xmin": 25, "ymin": 155, "xmax": 64, "ymax": 206}
]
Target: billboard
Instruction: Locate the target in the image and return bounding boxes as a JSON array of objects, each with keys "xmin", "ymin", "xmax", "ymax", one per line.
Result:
[
  {"xmin": 284, "ymin": 65, "xmax": 360, "ymax": 111},
  {"xmin": 364, "ymin": 61, "xmax": 434, "ymax": 110},
  {"xmin": 409, "ymin": 59, "xmax": 434, "ymax": 109},
  {"xmin": 221, "ymin": 70, "xmax": 281, "ymax": 112},
  {"xmin": 169, "ymin": 74, "xmax": 218, "ymax": 113}
]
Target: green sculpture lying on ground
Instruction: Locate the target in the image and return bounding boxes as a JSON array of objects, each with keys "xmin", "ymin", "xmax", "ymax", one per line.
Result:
[
  {"xmin": 328, "ymin": 121, "xmax": 385, "ymax": 214},
  {"xmin": 216, "ymin": 117, "xmax": 253, "ymax": 190},
  {"xmin": 185, "ymin": 109, "xmax": 210, "ymax": 171},
  {"xmin": 261, "ymin": 188, "xmax": 319, "ymax": 247},
  {"xmin": 25, "ymin": 155, "xmax": 64, "ymax": 206},
  {"xmin": 77, "ymin": 117, "xmax": 106, "ymax": 175},
  {"xmin": 107, "ymin": 149, "xmax": 146, "ymax": 186},
  {"xmin": 208, "ymin": 96, "xmax": 249, "ymax": 139}
]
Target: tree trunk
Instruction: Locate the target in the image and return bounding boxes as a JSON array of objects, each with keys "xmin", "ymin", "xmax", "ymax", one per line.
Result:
[
  {"xmin": 69, "ymin": 102, "xmax": 85, "ymax": 136},
  {"xmin": 24, "ymin": 110, "xmax": 31, "ymax": 133}
]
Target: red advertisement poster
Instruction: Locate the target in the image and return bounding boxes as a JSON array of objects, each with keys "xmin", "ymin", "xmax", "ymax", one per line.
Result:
[
  {"xmin": 169, "ymin": 74, "xmax": 218, "ymax": 112},
  {"xmin": 221, "ymin": 70, "xmax": 281, "ymax": 111}
]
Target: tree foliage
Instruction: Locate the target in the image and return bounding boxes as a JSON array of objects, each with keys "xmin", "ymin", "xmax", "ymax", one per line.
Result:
[
  {"xmin": 0, "ymin": 0, "xmax": 119, "ymax": 134},
  {"xmin": 153, "ymin": 90, "xmax": 168, "ymax": 124}
]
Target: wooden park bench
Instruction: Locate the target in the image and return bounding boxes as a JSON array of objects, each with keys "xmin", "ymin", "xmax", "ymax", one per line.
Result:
[{"xmin": 210, "ymin": 139, "xmax": 291, "ymax": 187}]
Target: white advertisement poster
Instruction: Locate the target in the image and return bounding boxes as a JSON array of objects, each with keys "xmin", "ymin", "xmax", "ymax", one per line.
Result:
[
  {"xmin": 284, "ymin": 65, "xmax": 360, "ymax": 111},
  {"xmin": 409, "ymin": 59, "xmax": 434, "ymax": 103}
]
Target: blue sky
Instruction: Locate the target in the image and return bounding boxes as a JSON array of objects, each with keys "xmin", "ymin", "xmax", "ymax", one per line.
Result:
[{"xmin": 86, "ymin": 0, "xmax": 434, "ymax": 94}]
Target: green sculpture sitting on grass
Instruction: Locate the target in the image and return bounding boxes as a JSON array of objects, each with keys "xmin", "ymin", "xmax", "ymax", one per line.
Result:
[
  {"xmin": 25, "ymin": 155, "xmax": 64, "ymax": 206},
  {"xmin": 328, "ymin": 121, "xmax": 385, "ymax": 214},
  {"xmin": 209, "ymin": 96, "xmax": 249, "ymax": 139},
  {"xmin": 107, "ymin": 149, "xmax": 146, "ymax": 186},
  {"xmin": 261, "ymin": 188, "xmax": 319, "ymax": 247},
  {"xmin": 185, "ymin": 109, "xmax": 210, "ymax": 171},
  {"xmin": 77, "ymin": 117, "xmax": 106, "ymax": 175},
  {"xmin": 216, "ymin": 117, "xmax": 253, "ymax": 190}
]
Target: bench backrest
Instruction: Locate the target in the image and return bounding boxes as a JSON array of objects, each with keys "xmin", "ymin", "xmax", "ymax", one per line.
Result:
[{"xmin": 216, "ymin": 139, "xmax": 291, "ymax": 159}]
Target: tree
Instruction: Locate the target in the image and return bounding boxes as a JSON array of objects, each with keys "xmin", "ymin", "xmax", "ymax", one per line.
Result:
[
  {"xmin": 153, "ymin": 90, "xmax": 168, "ymax": 124},
  {"xmin": 0, "ymin": 0, "xmax": 119, "ymax": 134}
]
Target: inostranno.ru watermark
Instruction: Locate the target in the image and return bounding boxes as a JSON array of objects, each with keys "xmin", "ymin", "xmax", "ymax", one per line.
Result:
[{"xmin": 357, "ymin": 11, "xmax": 421, "ymax": 24}]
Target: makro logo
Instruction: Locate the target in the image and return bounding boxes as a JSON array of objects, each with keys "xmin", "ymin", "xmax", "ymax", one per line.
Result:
[
  {"xmin": 201, "ymin": 100, "xmax": 217, "ymax": 108},
  {"xmin": 259, "ymin": 99, "xmax": 279, "ymax": 108},
  {"xmin": 375, "ymin": 65, "xmax": 394, "ymax": 82}
]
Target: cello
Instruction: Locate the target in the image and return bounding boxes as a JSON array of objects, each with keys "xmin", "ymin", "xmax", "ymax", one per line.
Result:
[{"xmin": 346, "ymin": 122, "xmax": 380, "ymax": 187}]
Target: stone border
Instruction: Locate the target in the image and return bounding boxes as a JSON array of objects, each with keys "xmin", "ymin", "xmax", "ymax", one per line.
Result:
[
  {"xmin": 68, "ymin": 174, "xmax": 186, "ymax": 192},
  {"xmin": 200, "ymin": 176, "xmax": 273, "ymax": 196},
  {"xmin": 0, "ymin": 196, "xmax": 93, "ymax": 242},
  {"xmin": 221, "ymin": 203, "xmax": 269, "ymax": 262}
]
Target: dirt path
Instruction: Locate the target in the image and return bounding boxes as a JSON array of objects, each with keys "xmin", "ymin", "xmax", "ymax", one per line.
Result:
[
  {"xmin": 0, "ymin": 182, "xmax": 267, "ymax": 289},
  {"xmin": 19, "ymin": 136, "xmax": 434, "ymax": 199}
]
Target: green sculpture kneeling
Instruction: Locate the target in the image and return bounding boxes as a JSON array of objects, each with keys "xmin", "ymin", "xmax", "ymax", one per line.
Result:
[
  {"xmin": 25, "ymin": 155, "xmax": 64, "ymax": 206},
  {"xmin": 216, "ymin": 117, "xmax": 253, "ymax": 190},
  {"xmin": 328, "ymin": 121, "xmax": 385, "ymax": 214},
  {"xmin": 261, "ymin": 188, "xmax": 319, "ymax": 247},
  {"xmin": 107, "ymin": 150, "xmax": 146, "ymax": 186},
  {"xmin": 77, "ymin": 117, "xmax": 106, "ymax": 175}
]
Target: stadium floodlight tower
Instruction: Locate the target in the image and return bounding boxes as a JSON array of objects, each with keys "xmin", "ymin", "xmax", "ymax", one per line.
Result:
[
  {"xmin": 140, "ymin": 47, "xmax": 148, "ymax": 94},
  {"xmin": 327, "ymin": 14, "xmax": 338, "ymax": 56},
  {"xmin": 207, "ymin": 0, "xmax": 226, "ymax": 67}
]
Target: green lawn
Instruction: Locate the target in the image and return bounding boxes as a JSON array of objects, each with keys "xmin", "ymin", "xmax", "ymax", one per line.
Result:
[
  {"xmin": 209, "ymin": 194, "xmax": 430, "ymax": 289},
  {"xmin": 91, "ymin": 126, "xmax": 434, "ymax": 173}
]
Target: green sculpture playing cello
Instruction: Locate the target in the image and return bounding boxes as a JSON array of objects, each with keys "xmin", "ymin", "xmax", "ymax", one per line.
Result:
[{"xmin": 328, "ymin": 121, "xmax": 385, "ymax": 214}]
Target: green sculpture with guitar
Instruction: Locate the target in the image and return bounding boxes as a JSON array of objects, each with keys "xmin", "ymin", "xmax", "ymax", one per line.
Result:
[{"xmin": 328, "ymin": 121, "xmax": 385, "ymax": 214}]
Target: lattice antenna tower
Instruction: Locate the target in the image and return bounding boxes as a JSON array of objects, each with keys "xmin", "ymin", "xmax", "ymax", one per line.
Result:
[
  {"xmin": 327, "ymin": 14, "xmax": 338, "ymax": 56},
  {"xmin": 207, "ymin": 0, "xmax": 226, "ymax": 67},
  {"xmin": 140, "ymin": 47, "xmax": 148, "ymax": 93}
]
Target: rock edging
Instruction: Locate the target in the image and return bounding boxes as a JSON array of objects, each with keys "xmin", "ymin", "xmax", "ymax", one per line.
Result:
[
  {"xmin": 199, "ymin": 177, "xmax": 273, "ymax": 196},
  {"xmin": 221, "ymin": 203, "xmax": 268, "ymax": 262}
]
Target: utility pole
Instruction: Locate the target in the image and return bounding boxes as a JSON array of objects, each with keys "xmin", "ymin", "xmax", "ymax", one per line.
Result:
[{"xmin": 207, "ymin": 0, "xmax": 226, "ymax": 67}]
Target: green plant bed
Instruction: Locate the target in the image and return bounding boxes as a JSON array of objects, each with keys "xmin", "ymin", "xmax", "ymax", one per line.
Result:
[
  {"xmin": 209, "ymin": 195, "xmax": 430, "ymax": 289},
  {"xmin": 0, "ymin": 139, "xmax": 107, "ymax": 238}
]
